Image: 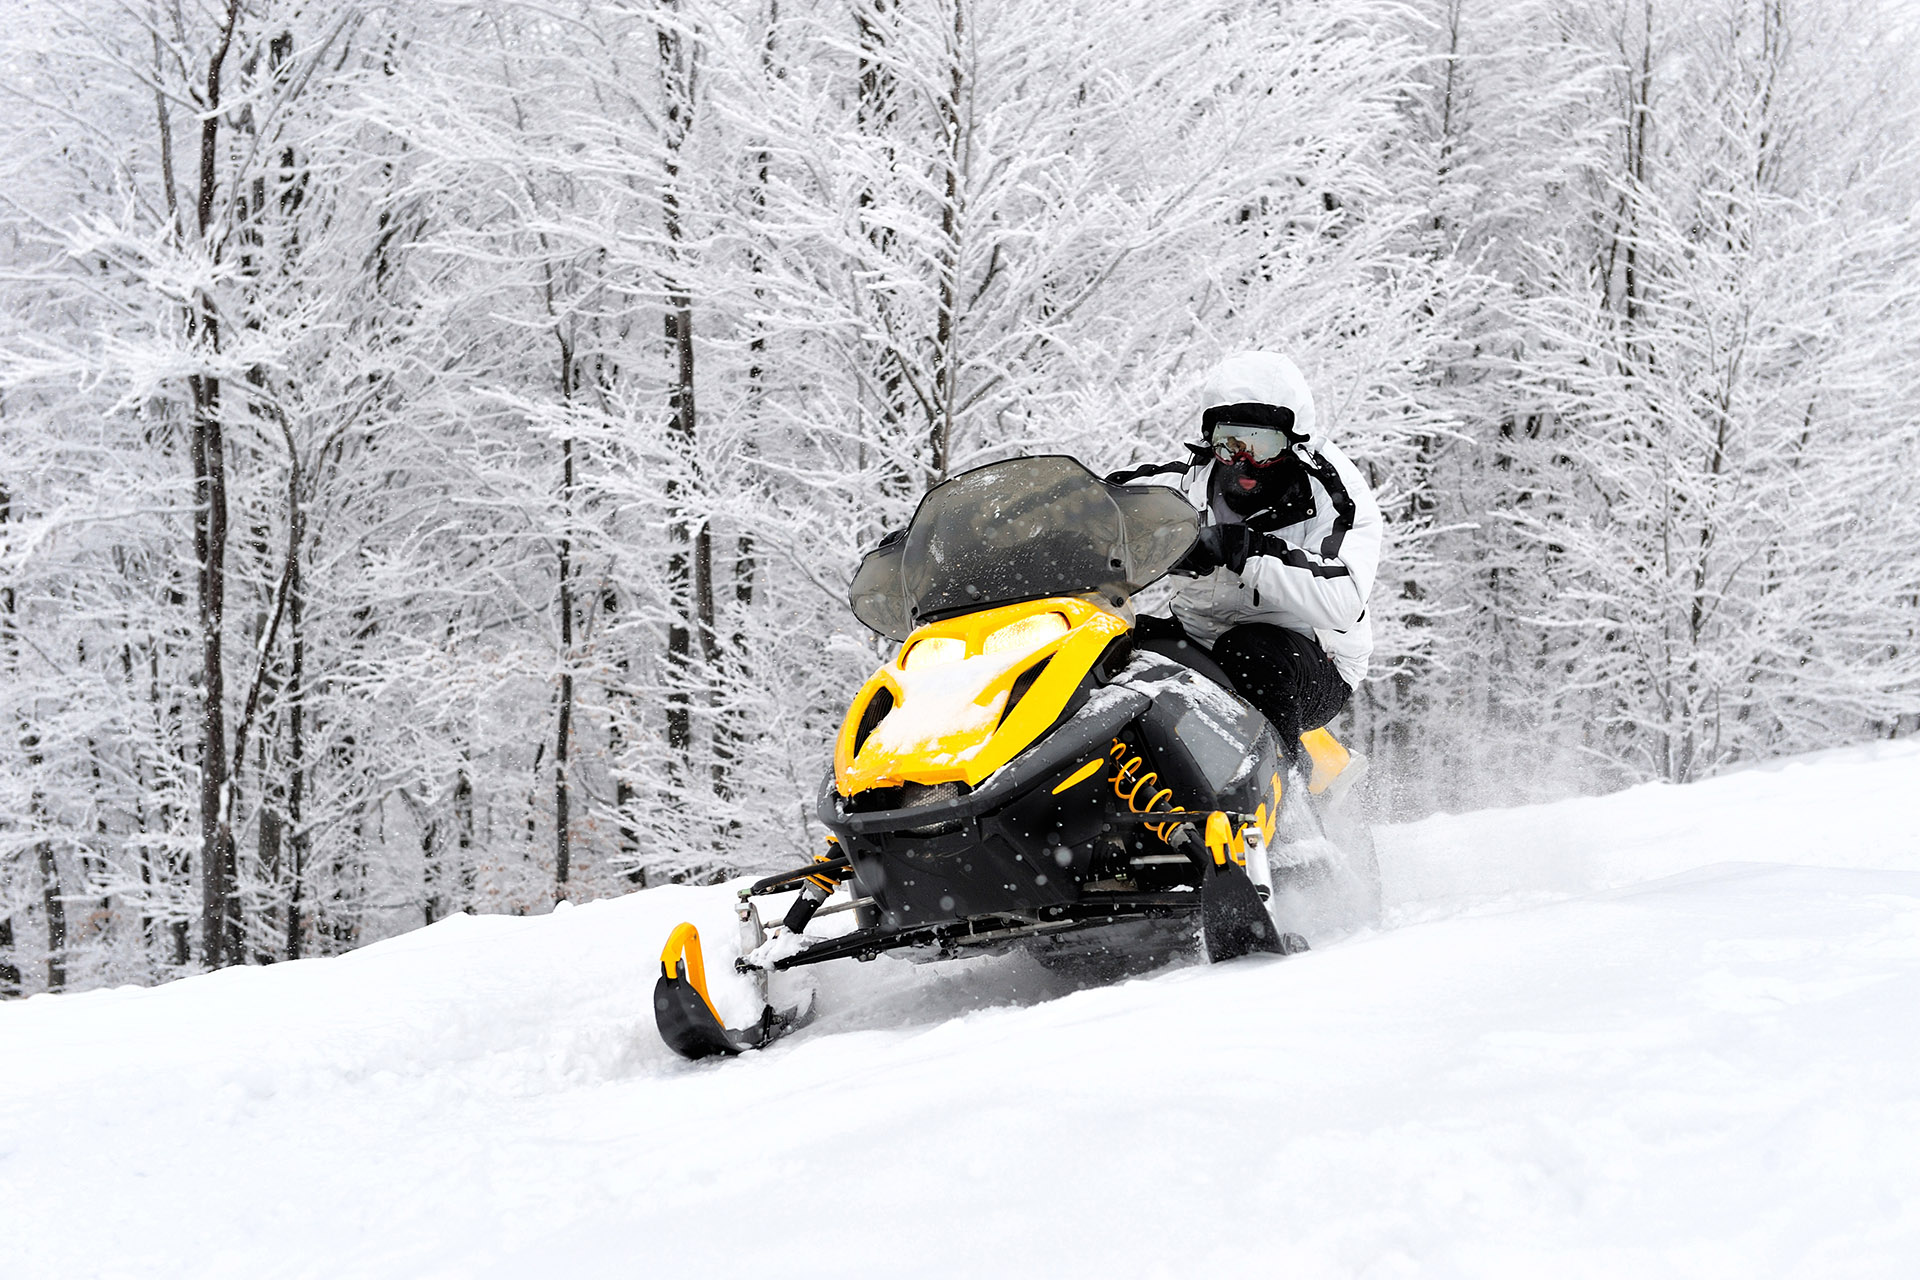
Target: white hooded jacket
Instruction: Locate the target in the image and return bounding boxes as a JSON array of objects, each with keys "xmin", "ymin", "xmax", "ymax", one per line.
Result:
[{"xmin": 1115, "ymin": 353, "xmax": 1382, "ymax": 687}]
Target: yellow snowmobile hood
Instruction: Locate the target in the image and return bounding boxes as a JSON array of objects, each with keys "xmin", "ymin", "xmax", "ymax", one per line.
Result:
[{"xmin": 835, "ymin": 597, "xmax": 1128, "ymax": 796}]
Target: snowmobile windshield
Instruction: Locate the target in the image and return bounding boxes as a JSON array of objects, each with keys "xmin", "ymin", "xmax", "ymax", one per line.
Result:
[{"xmin": 849, "ymin": 455, "xmax": 1197, "ymax": 640}]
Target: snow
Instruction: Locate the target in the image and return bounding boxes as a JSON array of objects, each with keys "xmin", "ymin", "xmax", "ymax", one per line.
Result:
[
  {"xmin": 863, "ymin": 645, "xmax": 1033, "ymax": 765},
  {"xmin": 7, "ymin": 740, "xmax": 1920, "ymax": 1277},
  {"xmin": 1120, "ymin": 653, "xmax": 1252, "ymax": 723}
]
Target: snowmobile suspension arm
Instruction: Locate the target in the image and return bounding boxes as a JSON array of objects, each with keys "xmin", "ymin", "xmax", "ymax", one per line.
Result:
[
  {"xmin": 746, "ymin": 852, "xmax": 852, "ymax": 898},
  {"xmin": 767, "ymin": 892, "xmax": 1203, "ymax": 970}
]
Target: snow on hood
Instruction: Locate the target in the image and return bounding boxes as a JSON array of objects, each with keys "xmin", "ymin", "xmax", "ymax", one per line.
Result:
[{"xmin": 1199, "ymin": 351, "xmax": 1321, "ymax": 450}]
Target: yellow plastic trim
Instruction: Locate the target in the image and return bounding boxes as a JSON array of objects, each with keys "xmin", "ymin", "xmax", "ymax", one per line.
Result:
[
  {"xmin": 1051, "ymin": 757, "xmax": 1106, "ymax": 795},
  {"xmin": 1261, "ymin": 773, "xmax": 1282, "ymax": 845},
  {"xmin": 1204, "ymin": 811, "xmax": 1242, "ymax": 866},
  {"xmin": 1203, "ymin": 772, "xmax": 1283, "ymax": 866},
  {"xmin": 1300, "ymin": 728, "xmax": 1351, "ymax": 795},
  {"xmin": 835, "ymin": 597, "xmax": 1129, "ymax": 796},
  {"xmin": 660, "ymin": 923, "xmax": 725, "ymax": 1030}
]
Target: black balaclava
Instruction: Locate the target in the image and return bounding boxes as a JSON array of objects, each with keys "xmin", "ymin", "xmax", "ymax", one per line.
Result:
[{"xmin": 1209, "ymin": 448, "xmax": 1314, "ymax": 524}]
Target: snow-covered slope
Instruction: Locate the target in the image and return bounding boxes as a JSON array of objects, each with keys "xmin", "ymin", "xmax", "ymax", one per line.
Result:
[{"xmin": 6, "ymin": 742, "xmax": 1920, "ymax": 1279}]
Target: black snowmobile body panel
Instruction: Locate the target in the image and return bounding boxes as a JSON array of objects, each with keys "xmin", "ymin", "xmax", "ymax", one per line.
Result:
[{"xmin": 1127, "ymin": 656, "xmax": 1285, "ymax": 818}]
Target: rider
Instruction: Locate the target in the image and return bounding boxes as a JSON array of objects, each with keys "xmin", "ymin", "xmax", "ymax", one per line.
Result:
[{"xmin": 1109, "ymin": 351, "xmax": 1382, "ymax": 745}]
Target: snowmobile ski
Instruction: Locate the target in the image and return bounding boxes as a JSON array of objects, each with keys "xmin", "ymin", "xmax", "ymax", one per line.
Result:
[
  {"xmin": 1178, "ymin": 822, "xmax": 1302, "ymax": 962},
  {"xmin": 654, "ymin": 923, "xmax": 811, "ymax": 1060}
]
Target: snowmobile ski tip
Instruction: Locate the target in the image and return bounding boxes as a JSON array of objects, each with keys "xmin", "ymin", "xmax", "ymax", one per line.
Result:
[{"xmin": 655, "ymin": 922, "xmax": 776, "ymax": 1059}]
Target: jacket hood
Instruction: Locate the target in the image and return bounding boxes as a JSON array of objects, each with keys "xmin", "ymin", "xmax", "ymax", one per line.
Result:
[{"xmin": 1198, "ymin": 351, "xmax": 1321, "ymax": 451}]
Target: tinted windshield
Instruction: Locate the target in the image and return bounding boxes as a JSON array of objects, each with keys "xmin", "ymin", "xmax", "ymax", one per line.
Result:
[{"xmin": 849, "ymin": 456, "xmax": 1197, "ymax": 639}]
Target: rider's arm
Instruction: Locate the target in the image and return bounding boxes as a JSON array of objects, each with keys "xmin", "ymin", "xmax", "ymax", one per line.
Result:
[{"xmin": 1235, "ymin": 444, "xmax": 1381, "ymax": 633}]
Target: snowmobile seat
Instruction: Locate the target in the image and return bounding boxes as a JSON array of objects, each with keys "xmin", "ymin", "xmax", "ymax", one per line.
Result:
[
  {"xmin": 1134, "ymin": 629, "xmax": 1237, "ymax": 697},
  {"xmin": 1135, "ymin": 623, "xmax": 1319, "ymax": 772}
]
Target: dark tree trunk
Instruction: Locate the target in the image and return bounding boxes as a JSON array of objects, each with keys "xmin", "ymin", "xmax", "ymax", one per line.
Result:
[
  {"xmin": 663, "ymin": 298, "xmax": 696, "ymax": 765},
  {"xmin": 694, "ymin": 501, "xmax": 720, "ymax": 806},
  {"xmin": 852, "ymin": 1, "xmax": 914, "ymax": 498},
  {"xmin": 322, "ymin": 728, "xmax": 363, "ymax": 952},
  {"xmin": 0, "ymin": 493, "xmax": 22, "ymax": 997},
  {"xmin": 122, "ymin": 640, "xmax": 159, "ymax": 958},
  {"xmin": 3, "ymin": 486, "xmax": 66, "ymax": 991},
  {"xmin": 192, "ymin": 0, "xmax": 245, "ymax": 970},
  {"xmin": 525, "ymin": 739, "xmax": 546, "ymax": 868},
  {"xmin": 659, "ymin": 9, "xmax": 710, "ymax": 802},
  {"xmin": 147, "ymin": 629, "xmax": 191, "ymax": 968},
  {"xmin": 928, "ymin": 0, "xmax": 965, "ymax": 480},
  {"xmin": 245, "ymin": 519, "xmax": 286, "ymax": 966},
  {"xmin": 454, "ymin": 766, "xmax": 476, "ymax": 909},
  {"xmin": 39, "ymin": 841, "xmax": 67, "ymax": 991},
  {"xmin": 554, "ymin": 356, "xmax": 577, "ymax": 897},
  {"xmin": 602, "ymin": 588, "xmax": 643, "ymax": 885},
  {"xmin": 192, "ymin": 365, "xmax": 237, "ymax": 971},
  {"xmin": 284, "ymin": 491, "xmax": 307, "ymax": 960},
  {"xmin": 22, "ymin": 725, "xmax": 65, "ymax": 991},
  {"xmin": 0, "ymin": 915, "xmax": 19, "ymax": 998},
  {"xmin": 255, "ymin": 802, "xmax": 282, "ymax": 962},
  {"xmin": 421, "ymin": 816, "xmax": 442, "ymax": 926},
  {"xmin": 86, "ymin": 733, "xmax": 114, "ymax": 924},
  {"xmin": 725, "ymin": 0, "xmax": 772, "ymax": 787},
  {"xmin": 19, "ymin": 732, "xmax": 64, "ymax": 992}
]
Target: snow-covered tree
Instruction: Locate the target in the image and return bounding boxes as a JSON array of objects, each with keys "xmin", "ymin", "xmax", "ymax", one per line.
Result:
[{"xmin": 2, "ymin": 0, "xmax": 1916, "ymax": 993}]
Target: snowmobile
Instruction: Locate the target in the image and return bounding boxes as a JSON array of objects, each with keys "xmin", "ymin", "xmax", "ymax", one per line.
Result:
[{"xmin": 654, "ymin": 455, "xmax": 1377, "ymax": 1060}]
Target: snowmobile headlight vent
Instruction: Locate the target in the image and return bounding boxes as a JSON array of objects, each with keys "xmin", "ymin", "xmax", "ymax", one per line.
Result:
[
  {"xmin": 902, "ymin": 635, "xmax": 967, "ymax": 671},
  {"xmin": 983, "ymin": 612, "xmax": 1069, "ymax": 655}
]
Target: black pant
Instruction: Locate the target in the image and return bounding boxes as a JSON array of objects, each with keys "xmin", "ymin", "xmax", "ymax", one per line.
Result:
[{"xmin": 1134, "ymin": 614, "xmax": 1349, "ymax": 745}]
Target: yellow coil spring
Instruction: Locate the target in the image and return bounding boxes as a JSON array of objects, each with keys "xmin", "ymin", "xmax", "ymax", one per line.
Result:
[
  {"xmin": 804, "ymin": 847, "xmax": 841, "ymax": 894},
  {"xmin": 1107, "ymin": 740, "xmax": 1182, "ymax": 840}
]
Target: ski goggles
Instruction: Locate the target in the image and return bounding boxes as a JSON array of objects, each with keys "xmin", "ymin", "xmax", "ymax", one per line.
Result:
[{"xmin": 1208, "ymin": 423, "xmax": 1296, "ymax": 468}]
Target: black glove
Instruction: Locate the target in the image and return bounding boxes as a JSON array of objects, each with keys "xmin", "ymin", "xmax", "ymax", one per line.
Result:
[{"xmin": 1170, "ymin": 524, "xmax": 1258, "ymax": 576}]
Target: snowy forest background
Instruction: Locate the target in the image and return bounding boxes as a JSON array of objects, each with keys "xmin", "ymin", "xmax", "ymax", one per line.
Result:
[{"xmin": 2, "ymin": 0, "xmax": 1917, "ymax": 995}]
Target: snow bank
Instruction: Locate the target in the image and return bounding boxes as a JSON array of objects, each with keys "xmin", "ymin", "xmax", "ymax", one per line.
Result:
[
  {"xmin": 1378, "ymin": 737, "xmax": 1920, "ymax": 924},
  {"xmin": 4, "ymin": 740, "xmax": 1919, "ymax": 1278}
]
